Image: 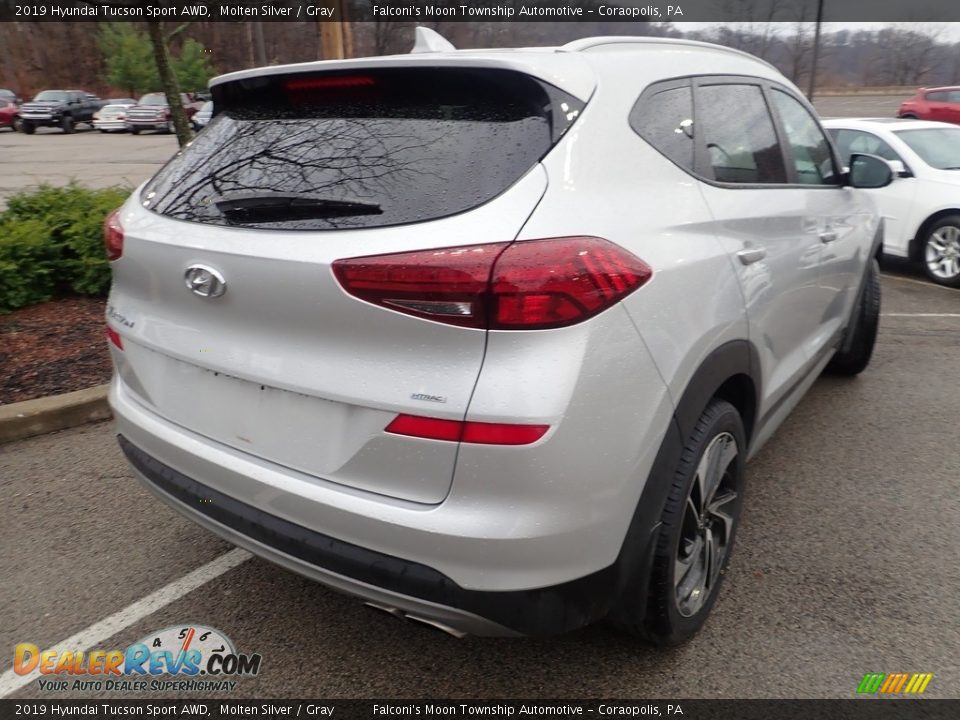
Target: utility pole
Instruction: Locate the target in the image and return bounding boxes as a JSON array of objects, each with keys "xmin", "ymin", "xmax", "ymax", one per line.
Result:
[
  {"xmin": 807, "ymin": 0, "xmax": 825, "ymax": 100},
  {"xmin": 318, "ymin": 0, "xmax": 348, "ymax": 59},
  {"xmin": 253, "ymin": 21, "xmax": 267, "ymax": 66}
]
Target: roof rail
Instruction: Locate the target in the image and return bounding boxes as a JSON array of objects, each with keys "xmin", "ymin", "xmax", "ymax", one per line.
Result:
[
  {"xmin": 411, "ymin": 27, "xmax": 456, "ymax": 54},
  {"xmin": 560, "ymin": 36, "xmax": 778, "ymax": 72}
]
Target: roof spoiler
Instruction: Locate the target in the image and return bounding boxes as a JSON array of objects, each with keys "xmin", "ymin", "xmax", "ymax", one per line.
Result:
[{"xmin": 411, "ymin": 27, "xmax": 456, "ymax": 54}]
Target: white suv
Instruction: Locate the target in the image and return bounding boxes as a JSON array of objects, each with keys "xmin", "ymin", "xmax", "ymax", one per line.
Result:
[{"xmin": 107, "ymin": 33, "xmax": 891, "ymax": 643}]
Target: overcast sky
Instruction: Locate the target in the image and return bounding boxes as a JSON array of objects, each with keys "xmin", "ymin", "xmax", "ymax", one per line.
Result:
[{"xmin": 677, "ymin": 21, "xmax": 960, "ymax": 40}]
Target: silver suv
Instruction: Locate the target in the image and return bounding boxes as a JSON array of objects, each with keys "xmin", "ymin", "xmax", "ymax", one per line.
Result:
[{"xmin": 107, "ymin": 33, "xmax": 891, "ymax": 643}]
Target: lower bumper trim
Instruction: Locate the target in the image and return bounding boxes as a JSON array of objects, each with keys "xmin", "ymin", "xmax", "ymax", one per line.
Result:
[{"xmin": 118, "ymin": 435, "xmax": 616, "ymax": 636}]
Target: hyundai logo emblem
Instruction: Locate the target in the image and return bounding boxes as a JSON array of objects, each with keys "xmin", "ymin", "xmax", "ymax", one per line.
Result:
[{"xmin": 184, "ymin": 264, "xmax": 227, "ymax": 298}]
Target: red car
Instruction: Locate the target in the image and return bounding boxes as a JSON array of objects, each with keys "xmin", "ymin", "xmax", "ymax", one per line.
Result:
[
  {"xmin": 0, "ymin": 92, "xmax": 21, "ymax": 131},
  {"xmin": 898, "ymin": 86, "xmax": 960, "ymax": 124}
]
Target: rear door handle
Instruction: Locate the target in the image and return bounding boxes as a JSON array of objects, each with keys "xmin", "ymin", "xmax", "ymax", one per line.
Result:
[
  {"xmin": 737, "ymin": 247, "xmax": 766, "ymax": 265},
  {"xmin": 819, "ymin": 230, "xmax": 838, "ymax": 243}
]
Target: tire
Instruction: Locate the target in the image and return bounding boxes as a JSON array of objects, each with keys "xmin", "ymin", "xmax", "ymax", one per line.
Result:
[
  {"xmin": 612, "ymin": 399, "xmax": 746, "ymax": 645},
  {"xmin": 919, "ymin": 214, "xmax": 960, "ymax": 288},
  {"xmin": 130, "ymin": 127, "xmax": 140, "ymax": 135},
  {"xmin": 99, "ymin": 129, "xmax": 108, "ymax": 133},
  {"xmin": 827, "ymin": 259, "xmax": 881, "ymax": 375},
  {"xmin": 12, "ymin": 117, "xmax": 22, "ymax": 132},
  {"xmin": 61, "ymin": 115, "xmax": 74, "ymax": 134},
  {"xmin": 900, "ymin": 113, "xmax": 917, "ymax": 119}
]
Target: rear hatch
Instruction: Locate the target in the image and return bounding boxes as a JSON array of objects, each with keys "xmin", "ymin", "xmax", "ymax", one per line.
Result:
[{"xmin": 111, "ymin": 63, "xmax": 587, "ymax": 504}]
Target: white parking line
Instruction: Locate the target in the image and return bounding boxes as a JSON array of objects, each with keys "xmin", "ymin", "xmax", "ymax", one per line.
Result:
[
  {"xmin": 0, "ymin": 548, "xmax": 251, "ymax": 698},
  {"xmin": 882, "ymin": 313, "xmax": 960, "ymax": 318},
  {"xmin": 880, "ymin": 273, "xmax": 959, "ymax": 292}
]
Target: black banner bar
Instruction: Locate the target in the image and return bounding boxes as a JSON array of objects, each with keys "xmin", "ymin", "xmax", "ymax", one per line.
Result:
[
  {"xmin": 3, "ymin": 0, "xmax": 960, "ymax": 23},
  {"xmin": 2, "ymin": 700, "xmax": 960, "ymax": 720}
]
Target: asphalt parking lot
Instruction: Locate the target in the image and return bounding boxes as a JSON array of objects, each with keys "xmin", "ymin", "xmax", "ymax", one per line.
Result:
[
  {"xmin": 1, "ymin": 97, "xmax": 958, "ymax": 700},
  {"xmin": 812, "ymin": 94, "xmax": 906, "ymax": 119},
  {"xmin": 0, "ymin": 125, "xmax": 176, "ymax": 209}
]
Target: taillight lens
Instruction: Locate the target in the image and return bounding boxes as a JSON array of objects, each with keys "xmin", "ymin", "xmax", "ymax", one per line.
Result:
[
  {"xmin": 106, "ymin": 326, "xmax": 123, "ymax": 350},
  {"xmin": 386, "ymin": 414, "xmax": 549, "ymax": 445},
  {"xmin": 333, "ymin": 237, "xmax": 651, "ymax": 330},
  {"xmin": 103, "ymin": 209, "xmax": 123, "ymax": 261}
]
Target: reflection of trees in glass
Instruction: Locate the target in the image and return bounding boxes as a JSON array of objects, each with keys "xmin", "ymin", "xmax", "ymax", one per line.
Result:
[{"xmin": 146, "ymin": 112, "xmax": 549, "ymax": 230}]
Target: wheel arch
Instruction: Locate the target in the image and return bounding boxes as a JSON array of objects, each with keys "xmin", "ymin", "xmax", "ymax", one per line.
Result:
[
  {"xmin": 673, "ymin": 340, "xmax": 761, "ymax": 450},
  {"xmin": 909, "ymin": 209, "xmax": 960, "ymax": 261},
  {"xmin": 607, "ymin": 338, "xmax": 761, "ymax": 633}
]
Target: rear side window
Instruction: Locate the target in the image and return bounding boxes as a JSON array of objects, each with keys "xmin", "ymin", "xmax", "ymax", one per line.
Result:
[
  {"xmin": 630, "ymin": 82, "xmax": 695, "ymax": 172},
  {"xmin": 142, "ymin": 68, "xmax": 584, "ymax": 230},
  {"xmin": 696, "ymin": 84, "xmax": 787, "ymax": 184}
]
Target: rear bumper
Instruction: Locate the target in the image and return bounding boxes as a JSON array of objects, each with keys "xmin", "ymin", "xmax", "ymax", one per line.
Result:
[
  {"xmin": 120, "ymin": 435, "xmax": 523, "ymax": 636},
  {"xmin": 110, "ymin": 375, "xmax": 665, "ymax": 636}
]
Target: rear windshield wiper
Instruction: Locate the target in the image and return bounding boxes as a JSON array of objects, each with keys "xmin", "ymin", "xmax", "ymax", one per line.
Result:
[{"xmin": 214, "ymin": 194, "xmax": 383, "ymax": 223}]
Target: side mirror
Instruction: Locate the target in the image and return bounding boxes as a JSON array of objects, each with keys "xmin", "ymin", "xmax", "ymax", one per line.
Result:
[
  {"xmin": 847, "ymin": 153, "xmax": 894, "ymax": 189},
  {"xmin": 887, "ymin": 159, "xmax": 913, "ymax": 178}
]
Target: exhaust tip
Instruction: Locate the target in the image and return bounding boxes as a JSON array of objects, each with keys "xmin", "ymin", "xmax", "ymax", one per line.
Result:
[
  {"xmin": 363, "ymin": 600, "xmax": 405, "ymax": 619},
  {"xmin": 363, "ymin": 601, "xmax": 468, "ymax": 638},
  {"xmin": 404, "ymin": 614, "xmax": 469, "ymax": 639}
]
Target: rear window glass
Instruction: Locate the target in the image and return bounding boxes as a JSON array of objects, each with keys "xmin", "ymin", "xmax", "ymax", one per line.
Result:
[{"xmin": 141, "ymin": 68, "xmax": 584, "ymax": 231}]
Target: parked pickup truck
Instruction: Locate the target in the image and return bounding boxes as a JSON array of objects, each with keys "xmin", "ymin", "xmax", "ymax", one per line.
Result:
[
  {"xmin": 19, "ymin": 90, "xmax": 102, "ymax": 134},
  {"xmin": 127, "ymin": 92, "xmax": 199, "ymax": 134}
]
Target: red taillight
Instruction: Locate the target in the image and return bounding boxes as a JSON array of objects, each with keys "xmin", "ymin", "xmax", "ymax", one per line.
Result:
[
  {"xmin": 385, "ymin": 414, "xmax": 549, "ymax": 445},
  {"xmin": 332, "ymin": 242, "xmax": 508, "ymax": 329},
  {"xmin": 106, "ymin": 326, "xmax": 123, "ymax": 350},
  {"xmin": 332, "ymin": 237, "xmax": 651, "ymax": 330},
  {"xmin": 103, "ymin": 209, "xmax": 123, "ymax": 261}
]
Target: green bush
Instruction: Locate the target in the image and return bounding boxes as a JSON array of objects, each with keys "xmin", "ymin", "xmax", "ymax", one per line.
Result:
[
  {"xmin": 0, "ymin": 218, "xmax": 59, "ymax": 311},
  {"xmin": 0, "ymin": 183, "xmax": 129, "ymax": 311}
]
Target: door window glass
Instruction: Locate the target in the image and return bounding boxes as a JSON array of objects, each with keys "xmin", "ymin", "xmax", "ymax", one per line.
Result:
[
  {"xmin": 770, "ymin": 90, "xmax": 839, "ymax": 185},
  {"xmin": 697, "ymin": 83, "xmax": 786, "ymax": 184}
]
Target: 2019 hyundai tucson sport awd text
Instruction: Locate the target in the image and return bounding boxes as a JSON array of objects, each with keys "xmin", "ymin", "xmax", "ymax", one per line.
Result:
[{"xmin": 107, "ymin": 32, "xmax": 892, "ymax": 643}]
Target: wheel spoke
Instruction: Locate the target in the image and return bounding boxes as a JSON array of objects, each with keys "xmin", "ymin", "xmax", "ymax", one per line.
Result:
[
  {"xmin": 677, "ymin": 539, "xmax": 707, "ymax": 612},
  {"xmin": 701, "ymin": 434, "xmax": 729, "ymax": 507},
  {"xmin": 944, "ymin": 256, "xmax": 960, "ymax": 278},
  {"xmin": 708, "ymin": 490, "xmax": 738, "ymax": 541},
  {"xmin": 685, "ymin": 496, "xmax": 701, "ymax": 528},
  {"xmin": 705, "ymin": 527, "xmax": 724, "ymax": 589},
  {"xmin": 675, "ymin": 536, "xmax": 700, "ymax": 589}
]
